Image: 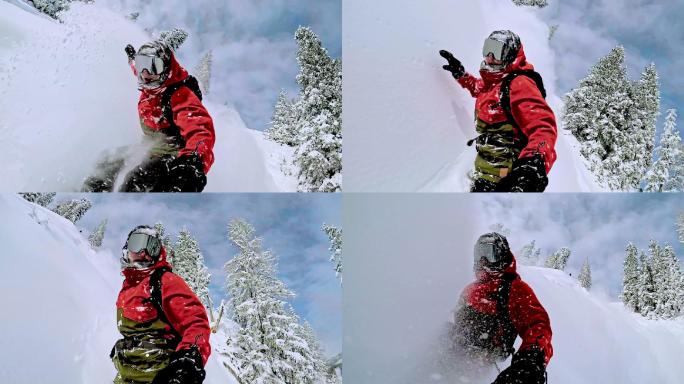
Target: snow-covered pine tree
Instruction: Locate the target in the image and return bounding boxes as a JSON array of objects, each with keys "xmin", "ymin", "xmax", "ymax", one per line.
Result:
[
  {"xmin": 626, "ymin": 63, "xmax": 659, "ymax": 189},
  {"xmin": 544, "ymin": 247, "xmax": 571, "ymax": 270},
  {"xmin": 19, "ymin": 192, "xmax": 56, "ymax": 207},
  {"xmin": 677, "ymin": 212, "xmax": 684, "ymax": 244},
  {"xmin": 645, "ymin": 109, "xmax": 682, "ymax": 191},
  {"xmin": 578, "ymin": 258, "xmax": 592, "ymax": 290},
  {"xmin": 52, "ymin": 198, "xmax": 92, "ymax": 223},
  {"xmin": 650, "ymin": 242, "xmax": 684, "ymax": 318},
  {"xmin": 159, "ymin": 28, "xmax": 188, "ymax": 51},
  {"xmin": 291, "ymin": 27, "xmax": 342, "ymax": 192},
  {"xmin": 154, "ymin": 222, "xmax": 175, "ymax": 266},
  {"xmin": 489, "ymin": 223, "xmax": 511, "ymax": 237},
  {"xmin": 518, "ymin": 240, "xmax": 541, "ymax": 266},
  {"xmin": 31, "ymin": 0, "xmax": 71, "ymax": 20},
  {"xmin": 267, "ymin": 90, "xmax": 299, "ymax": 146},
  {"xmin": 621, "ymin": 243, "xmax": 640, "ymax": 313},
  {"xmin": 225, "ymin": 218, "xmax": 327, "ymax": 383},
  {"xmin": 512, "ymin": 0, "xmax": 548, "ymax": 7},
  {"xmin": 195, "ymin": 50, "xmax": 213, "ymax": 96},
  {"xmin": 88, "ymin": 219, "xmax": 107, "ymax": 248},
  {"xmin": 173, "ymin": 227, "xmax": 211, "ymax": 308},
  {"xmin": 322, "ymin": 224, "xmax": 342, "ymax": 284},
  {"xmin": 300, "ymin": 321, "xmax": 338, "ymax": 384},
  {"xmin": 637, "ymin": 251, "xmax": 657, "ymax": 317},
  {"xmin": 548, "ymin": 25, "xmax": 559, "ymax": 41},
  {"xmin": 563, "ymin": 46, "xmax": 655, "ymax": 191}
]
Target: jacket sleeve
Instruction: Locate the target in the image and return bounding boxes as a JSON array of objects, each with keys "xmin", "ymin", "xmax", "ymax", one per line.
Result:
[
  {"xmin": 507, "ymin": 278, "xmax": 553, "ymax": 366},
  {"xmin": 509, "ymin": 76, "xmax": 557, "ymax": 173},
  {"xmin": 456, "ymin": 72, "xmax": 484, "ymax": 98},
  {"xmin": 170, "ymin": 88, "xmax": 216, "ymax": 173},
  {"xmin": 161, "ymin": 273, "xmax": 212, "ymax": 366}
]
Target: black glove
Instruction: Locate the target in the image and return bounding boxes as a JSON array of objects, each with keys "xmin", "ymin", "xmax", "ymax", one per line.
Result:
[
  {"xmin": 166, "ymin": 154, "xmax": 207, "ymax": 192},
  {"xmin": 492, "ymin": 347, "xmax": 546, "ymax": 384},
  {"xmin": 125, "ymin": 44, "xmax": 136, "ymax": 61},
  {"xmin": 439, "ymin": 50, "xmax": 465, "ymax": 79},
  {"xmin": 495, "ymin": 154, "xmax": 548, "ymax": 193},
  {"xmin": 151, "ymin": 347, "xmax": 206, "ymax": 384}
]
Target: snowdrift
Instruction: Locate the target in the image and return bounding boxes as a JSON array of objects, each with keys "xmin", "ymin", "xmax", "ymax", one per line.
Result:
[
  {"xmin": 0, "ymin": 1, "xmax": 294, "ymax": 192},
  {"xmin": 0, "ymin": 194, "xmax": 237, "ymax": 383},
  {"xmin": 344, "ymin": 0, "xmax": 602, "ymax": 192}
]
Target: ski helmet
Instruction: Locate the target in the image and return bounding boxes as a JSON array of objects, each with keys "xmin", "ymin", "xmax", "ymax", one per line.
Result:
[
  {"xmin": 121, "ymin": 225, "xmax": 162, "ymax": 269},
  {"xmin": 134, "ymin": 41, "xmax": 172, "ymax": 89},
  {"xmin": 474, "ymin": 232, "xmax": 512, "ymax": 272},
  {"xmin": 481, "ymin": 30, "xmax": 521, "ymax": 71}
]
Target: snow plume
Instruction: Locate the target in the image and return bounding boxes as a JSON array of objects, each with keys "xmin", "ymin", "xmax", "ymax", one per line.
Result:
[
  {"xmin": 345, "ymin": 194, "xmax": 684, "ymax": 384},
  {"xmin": 344, "ymin": 0, "xmax": 599, "ymax": 192}
]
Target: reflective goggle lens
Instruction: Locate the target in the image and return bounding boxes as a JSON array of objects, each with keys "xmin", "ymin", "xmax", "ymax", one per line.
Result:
[
  {"xmin": 126, "ymin": 233, "xmax": 151, "ymax": 253},
  {"xmin": 475, "ymin": 242, "xmax": 498, "ymax": 263},
  {"xmin": 482, "ymin": 38, "xmax": 506, "ymax": 61},
  {"xmin": 134, "ymin": 54, "xmax": 165, "ymax": 75}
]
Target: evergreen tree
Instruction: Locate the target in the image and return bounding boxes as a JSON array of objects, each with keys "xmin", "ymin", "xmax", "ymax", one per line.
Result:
[
  {"xmin": 512, "ymin": 0, "xmax": 548, "ymax": 7},
  {"xmin": 621, "ymin": 243, "xmax": 640, "ymax": 312},
  {"xmin": 322, "ymin": 224, "xmax": 342, "ymax": 284},
  {"xmin": 645, "ymin": 109, "xmax": 682, "ymax": 191},
  {"xmin": 650, "ymin": 242, "xmax": 684, "ymax": 318},
  {"xmin": 623, "ymin": 63, "xmax": 659, "ymax": 189},
  {"xmin": 518, "ymin": 240, "xmax": 541, "ymax": 266},
  {"xmin": 225, "ymin": 219, "xmax": 326, "ymax": 383},
  {"xmin": 267, "ymin": 90, "xmax": 298, "ymax": 146},
  {"xmin": 544, "ymin": 247, "xmax": 571, "ymax": 270},
  {"xmin": 563, "ymin": 47, "xmax": 659, "ymax": 191},
  {"xmin": 174, "ymin": 227, "xmax": 211, "ymax": 308},
  {"xmin": 154, "ymin": 222, "xmax": 175, "ymax": 266},
  {"xmin": 677, "ymin": 212, "xmax": 684, "ymax": 244},
  {"xmin": 31, "ymin": 0, "xmax": 71, "ymax": 20},
  {"xmin": 195, "ymin": 50, "xmax": 213, "ymax": 96},
  {"xmin": 19, "ymin": 192, "xmax": 56, "ymax": 207},
  {"xmin": 637, "ymin": 251, "xmax": 657, "ymax": 317},
  {"xmin": 578, "ymin": 258, "xmax": 592, "ymax": 289},
  {"xmin": 159, "ymin": 28, "xmax": 188, "ymax": 51},
  {"xmin": 52, "ymin": 198, "xmax": 92, "ymax": 223},
  {"xmin": 548, "ymin": 25, "xmax": 559, "ymax": 41},
  {"xmin": 88, "ymin": 219, "xmax": 107, "ymax": 248},
  {"xmin": 291, "ymin": 27, "xmax": 342, "ymax": 192}
]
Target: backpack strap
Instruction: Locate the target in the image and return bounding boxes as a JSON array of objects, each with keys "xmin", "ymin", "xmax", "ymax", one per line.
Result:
[
  {"xmin": 496, "ymin": 272, "xmax": 518, "ymax": 356},
  {"xmin": 500, "ymin": 70, "xmax": 546, "ymax": 128},
  {"xmin": 145, "ymin": 266, "xmax": 174, "ymax": 329},
  {"xmin": 160, "ymin": 75, "xmax": 203, "ymax": 134}
]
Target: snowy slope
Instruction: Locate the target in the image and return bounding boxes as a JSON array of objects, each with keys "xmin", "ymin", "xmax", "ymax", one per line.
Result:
[
  {"xmin": 344, "ymin": 0, "xmax": 603, "ymax": 192},
  {"xmin": 417, "ymin": 266, "xmax": 684, "ymax": 384},
  {"xmin": 0, "ymin": 1, "xmax": 295, "ymax": 192},
  {"xmin": 0, "ymin": 194, "xmax": 237, "ymax": 383}
]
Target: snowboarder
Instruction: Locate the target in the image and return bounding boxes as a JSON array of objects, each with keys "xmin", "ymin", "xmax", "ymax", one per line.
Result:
[
  {"xmin": 453, "ymin": 232, "xmax": 552, "ymax": 384},
  {"xmin": 440, "ymin": 30, "xmax": 557, "ymax": 192},
  {"xmin": 111, "ymin": 225, "xmax": 210, "ymax": 384},
  {"xmin": 84, "ymin": 38, "xmax": 215, "ymax": 192}
]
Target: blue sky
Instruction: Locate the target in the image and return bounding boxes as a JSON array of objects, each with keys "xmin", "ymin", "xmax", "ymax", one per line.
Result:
[
  {"xmin": 57, "ymin": 193, "xmax": 341, "ymax": 355},
  {"xmin": 99, "ymin": 0, "xmax": 341, "ymax": 131},
  {"xmin": 475, "ymin": 193, "xmax": 684, "ymax": 298},
  {"xmin": 539, "ymin": 0, "xmax": 683, "ymax": 136}
]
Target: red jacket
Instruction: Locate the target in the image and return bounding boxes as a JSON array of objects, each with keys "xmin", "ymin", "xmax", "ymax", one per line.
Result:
[
  {"xmin": 460, "ymin": 256, "xmax": 553, "ymax": 365},
  {"xmin": 456, "ymin": 45, "xmax": 557, "ymax": 174},
  {"xmin": 131, "ymin": 53, "xmax": 215, "ymax": 173},
  {"xmin": 116, "ymin": 247, "xmax": 211, "ymax": 365}
]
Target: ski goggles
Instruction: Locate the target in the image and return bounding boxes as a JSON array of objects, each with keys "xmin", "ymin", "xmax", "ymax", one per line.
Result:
[
  {"xmin": 482, "ymin": 38, "xmax": 510, "ymax": 62},
  {"xmin": 474, "ymin": 241, "xmax": 500, "ymax": 263},
  {"xmin": 134, "ymin": 54, "xmax": 166, "ymax": 76},
  {"xmin": 125, "ymin": 232, "xmax": 161, "ymax": 259}
]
